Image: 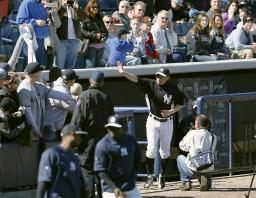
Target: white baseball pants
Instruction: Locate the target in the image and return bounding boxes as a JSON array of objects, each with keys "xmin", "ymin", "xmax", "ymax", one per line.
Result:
[{"xmin": 145, "ymin": 116, "xmax": 173, "ymax": 159}]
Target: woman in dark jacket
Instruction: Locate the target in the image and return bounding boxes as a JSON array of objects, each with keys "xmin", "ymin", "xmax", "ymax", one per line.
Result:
[
  {"xmin": 187, "ymin": 13, "xmax": 217, "ymax": 62},
  {"xmin": 210, "ymin": 13, "xmax": 230, "ymax": 59},
  {"xmin": 80, "ymin": 0, "xmax": 108, "ymax": 68}
]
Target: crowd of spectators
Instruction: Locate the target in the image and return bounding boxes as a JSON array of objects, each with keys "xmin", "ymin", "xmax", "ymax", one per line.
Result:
[
  {"xmin": 0, "ymin": 0, "xmax": 256, "ymax": 147},
  {"xmin": 0, "ymin": 1, "xmax": 241, "ymax": 195},
  {"xmin": 1, "ymin": 0, "xmax": 256, "ymax": 70}
]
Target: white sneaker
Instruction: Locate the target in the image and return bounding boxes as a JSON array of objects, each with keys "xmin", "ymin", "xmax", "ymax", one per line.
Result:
[
  {"xmin": 144, "ymin": 174, "xmax": 154, "ymax": 189},
  {"xmin": 157, "ymin": 174, "xmax": 165, "ymax": 189}
]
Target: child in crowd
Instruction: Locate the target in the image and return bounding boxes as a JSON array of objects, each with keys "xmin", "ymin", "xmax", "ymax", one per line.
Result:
[
  {"xmin": 126, "ymin": 18, "xmax": 146, "ymax": 65},
  {"xmin": 70, "ymin": 83, "xmax": 83, "ymax": 101},
  {"xmin": 107, "ymin": 29, "xmax": 134, "ymax": 66},
  {"xmin": 140, "ymin": 22, "xmax": 160, "ymax": 64}
]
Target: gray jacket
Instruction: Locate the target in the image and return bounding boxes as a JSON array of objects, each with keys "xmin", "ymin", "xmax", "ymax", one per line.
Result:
[
  {"xmin": 225, "ymin": 27, "xmax": 254, "ymax": 51},
  {"xmin": 44, "ymin": 77, "xmax": 75, "ymax": 131},
  {"xmin": 17, "ymin": 80, "xmax": 74, "ymax": 133}
]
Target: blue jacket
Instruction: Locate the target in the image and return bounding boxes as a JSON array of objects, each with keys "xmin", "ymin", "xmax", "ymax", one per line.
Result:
[
  {"xmin": 108, "ymin": 38, "xmax": 134, "ymax": 65},
  {"xmin": 16, "ymin": 0, "xmax": 48, "ymax": 39}
]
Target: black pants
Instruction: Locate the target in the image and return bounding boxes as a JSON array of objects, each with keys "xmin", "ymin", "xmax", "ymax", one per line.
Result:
[
  {"xmin": 78, "ymin": 130, "xmax": 106, "ymax": 198},
  {"xmin": 81, "ymin": 168, "xmax": 102, "ymax": 198}
]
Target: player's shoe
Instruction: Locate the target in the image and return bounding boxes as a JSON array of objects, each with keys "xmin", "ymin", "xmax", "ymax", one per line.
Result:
[
  {"xmin": 144, "ymin": 174, "xmax": 154, "ymax": 189},
  {"xmin": 157, "ymin": 174, "xmax": 165, "ymax": 189}
]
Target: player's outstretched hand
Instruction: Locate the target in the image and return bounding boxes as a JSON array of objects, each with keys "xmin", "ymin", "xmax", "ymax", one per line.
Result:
[{"xmin": 117, "ymin": 61, "xmax": 124, "ymax": 74}]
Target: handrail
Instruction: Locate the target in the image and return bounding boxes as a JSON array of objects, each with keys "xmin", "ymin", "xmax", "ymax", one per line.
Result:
[
  {"xmin": 36, "ymin": 58, "xmax": 256, "ymax": 80},
  {"xmin": 196, "ymin": 92, "xmax": 256, "ymax": 176},
  {"xmin": 114, "ymin": 106, "xmax": 148, "ymax": 113},
  {"xmin": 114, "ymin": 107, "xmax": 148, "ymax": 137},
  {"xmin": 197, "ymin": 92, "xmax": 256, "ymax": 114},
  {"xmin": 114, "ymin": 106, "xmax": 162, "ymax": 178}
]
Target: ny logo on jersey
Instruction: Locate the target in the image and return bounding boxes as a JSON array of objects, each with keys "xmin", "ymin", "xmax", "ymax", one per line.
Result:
[
  {"xmin": 69, "ymin": 162, "xmax": 76, "ymax": 171},
  {"xmin": 163, "ymin": 94, "xmax": 172, "ymax": 104},
  {"xmin": 120, "ymin": 147, "xmax": 128, "ymax": 157}
]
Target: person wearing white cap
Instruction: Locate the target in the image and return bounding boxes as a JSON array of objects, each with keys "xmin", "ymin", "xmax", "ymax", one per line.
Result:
[
  {"xmin": 36, "ymin": 124, "xmax": 87, "ymax": 198},
  {"xmin": 94, "ymin": 115, "xmax": 141, "ymax": 198},
  {"xmin": 117, "ymin": 62, "xmax": 184, "ymax": 189}
]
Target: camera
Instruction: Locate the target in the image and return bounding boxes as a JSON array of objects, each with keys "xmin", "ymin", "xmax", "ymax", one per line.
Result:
[{"xmin": 100, "ymin": 34, "xmax": 106, "ymax": 42}]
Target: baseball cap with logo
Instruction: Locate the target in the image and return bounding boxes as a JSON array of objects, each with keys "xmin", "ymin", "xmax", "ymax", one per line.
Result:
[
  {"xmin": 105, "ymin": 115, "xmax": 122, "ymax": 128},
  {"xmin": 63, "ymin": 69, "xmax": 79, "ymax": 81},
  {"xmin": 60, "ymin": 124, "xmax": 88, "ymax": 137},
  {"xmin": 155, "ymin": 68, "xmax": 170, "ymax": 77},
  {"xmin": 24, "ymin": 62, "xmax": 45, "ymax": 75},
  {"xmin": 91, "ymin": 71, "xmax": 104, "ymax": 83},
  {"xmin": 192, "ymin": 100, "xmax": 197, "ymax": 109},
  {"xmin": 0, "ymin": 68, "xmax": 11, "ymax": 80}
]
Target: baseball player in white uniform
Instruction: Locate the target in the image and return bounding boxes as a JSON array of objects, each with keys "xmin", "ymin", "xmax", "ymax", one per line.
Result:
[{"xmin": 117, "ymin": 62, "xmax": 184, "ymax": 189}]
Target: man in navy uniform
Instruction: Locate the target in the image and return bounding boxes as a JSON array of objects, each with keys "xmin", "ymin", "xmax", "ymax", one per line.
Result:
[
  {"xmin": 94, "ymin": 115, "xmax": 141, "ymax": 198},
  {"xmin": 36, "ymin": 124, "xmax": 87, "ymax": 198},
  {"xmin": 117, "ymin": 62, "xmax": 184, "ymax": 189},
  {"xmin": 72, "ymin": 71, "xmax": 114, "ymax": 197}
]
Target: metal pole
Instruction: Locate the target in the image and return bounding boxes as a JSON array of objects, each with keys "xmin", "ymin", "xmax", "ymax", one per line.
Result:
[
  {"xmin": 228, "ymin": 102, "xmax": 233, "ymax": 176},
  {"xmin": 197, "ymin": 96, "xmax": 204, "ymax": 114},
  {"xmin": 127, "ymin": 116, "xmax": 135, "ymax": 136}
]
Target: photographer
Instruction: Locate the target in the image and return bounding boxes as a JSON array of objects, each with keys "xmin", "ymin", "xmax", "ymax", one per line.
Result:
[
  {"xmin": 55, "ymin": 0, "xmax": 84, "ymax": 69},
  {"xmin": 42, "ymin": 0, "xmax": 61, "ymax": 69},
  {"xmin": 80, "ymin": 0, "xmax": 108, "ymax": 68},
  {"xmin": 177, "ymin": 114, "xmax": 217, "ymax": 192}
]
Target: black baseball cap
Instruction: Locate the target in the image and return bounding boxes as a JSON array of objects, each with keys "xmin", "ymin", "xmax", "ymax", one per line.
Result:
[
  {"xmin": 105, "ymin": 115, "xmax": 122, "ymax": 128},
  {"xmin": 0, "ymin": 97, "xmax": 15, "ymax": 111},
  {"xmin": 0, "ymin": 68, "xmax": 11, "ymax": 80},
  {"xmin": 155, "ymin": 68, "xmax": 170, "ymax": 77},
  {"xmin": 24, "ymin": 62, "xmax": 45, "ymax": 75},
  {"xmin": 63, "ymin": 69, "xmax": 79, "ymax": 81},
  {"xmin": 243, "ymin": 16, "xmax": 253, "ymax": 25},
  {"xmin": 91, "ymin": 71, "xmax": 104, "ymax": 83},
  {"xmin": 60, "ymin": 124, "xmax": 88, "ymax": 137},
  {"xmin": 192, "ymin": 100, "xmax": 197, "ymax": 109}
]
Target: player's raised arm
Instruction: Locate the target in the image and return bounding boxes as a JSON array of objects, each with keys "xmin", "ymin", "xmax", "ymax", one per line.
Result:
[{"xmin": 117, "ymin": 61, "xmax": 138, "ymax": 83}]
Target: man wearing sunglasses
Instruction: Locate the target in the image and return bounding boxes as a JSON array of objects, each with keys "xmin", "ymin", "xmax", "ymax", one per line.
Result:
[{"xmin": 117, "ymin": 62, "xmax": 184, "ymax": 189}]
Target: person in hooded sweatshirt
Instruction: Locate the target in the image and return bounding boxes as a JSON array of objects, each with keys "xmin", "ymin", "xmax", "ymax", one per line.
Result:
[{"xmin": 107, "ymin": 29, "xmax": 134, "ymax": 66}]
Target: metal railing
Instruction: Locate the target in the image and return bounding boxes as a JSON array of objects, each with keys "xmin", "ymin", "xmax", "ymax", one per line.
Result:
[
  {"xmin": 114, "ymin": 107, "xmax": 163, "ymax": 177},
  {"xmin": 197, "ymin": 92, "xmax": 256, "ymax": 176}
]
